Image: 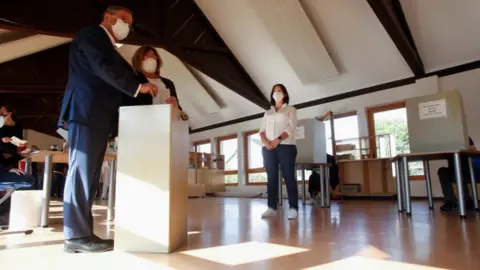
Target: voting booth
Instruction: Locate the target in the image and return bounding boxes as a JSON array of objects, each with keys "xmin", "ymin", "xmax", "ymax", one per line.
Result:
[
  {"xmin": 406, "ymin": 90, "xmax": 469, "ymax": 153},
  {"xmin": 114, "ymin": 104, "xmax": 189, "ymax": 253},
  {"xmin": 295, "ymin": 118, "xmax": 327, "ymax": 163}
]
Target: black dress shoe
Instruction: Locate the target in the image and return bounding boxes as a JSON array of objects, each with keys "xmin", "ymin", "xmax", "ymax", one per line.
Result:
[
  {"xmin": 64, "ymin": 236, "xmax": 114, "ymax": 253},
  {"xmin": 440, "ymin": 201, "xmax": 457, "ymax": 212}
]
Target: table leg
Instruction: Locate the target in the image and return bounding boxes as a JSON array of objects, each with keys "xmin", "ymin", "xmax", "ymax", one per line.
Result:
[
  {"xmin": 423, "ymin": 161, "xmax": 434, "ymax": 210},
  {"xmin": 402, "ymin": 156, "xmax": 412, "ymax": 216},
  {"xmin": 25, "ymin": 158, "xmax": 32, "ymax": 175},
  {"xmin": 40, "ymin": 155, "xmax": 53, "ymax": 228},
  {"xmin": 394, "ymin": 160, "xmax": 404, "ymax": 212},
  {"xmin": 301, "ymin": 165, "xmax": 306, "ymax": 205},
  {"xmin": 468, "ymin": 157, "xmax": 479, "ymax": 212},
  {"xmin": 453, "ymin": 153, "xmax": 466, "ymax": 218},
  {"xmin": 320, "ymin": 166, "xmax": 325, "ymax": 208},
  {"xmin": 325, "ymin": 166, "xmax": 331, "ymax": 208},
  {"xmin": 107, "ymin": 160, "xmax": 117, "ymax": 222},
  {"xmin": 278, "ymin": 166, "xmax": 283, "ymax": 206}
]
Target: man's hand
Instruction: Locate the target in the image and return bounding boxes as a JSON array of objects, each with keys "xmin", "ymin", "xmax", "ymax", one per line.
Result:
[
  {"xmin": 165, "ymin": 97, "xmax": 178, "ymax": 108},
  {"xmin": 139, "ymin": 83, "xmax": 158, "ymax": 97},
  {"xmin": 2, "ymin": 137, "xmax": 10, "ymax": 143}
]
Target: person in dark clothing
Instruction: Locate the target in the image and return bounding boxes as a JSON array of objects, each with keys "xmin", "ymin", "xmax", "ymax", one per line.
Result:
[
  {"xmin": 123, "ymin": 45, "xmax": 188, "ymax": 119},
  {"xmin": 0, "ymin": 105, "xmax": 24, "ymax": 168},
  {"xmin": 437, "ymin": 136, "xmax": 478, "ymax": 211},
  {"xmin": 0, "ymin": 150, "xmax": 35, "ymax": 226}
]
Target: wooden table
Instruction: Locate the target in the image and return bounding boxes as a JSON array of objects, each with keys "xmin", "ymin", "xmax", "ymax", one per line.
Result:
[
  {"xmin": 23, "ymin": 150, "xmax": 117, "ymax": 227},
  {"xmin": 391, "ymin": 150, "xmax": 480, "ymax": 218},
  {"xmin": 278, "ymin": 162, "xmax": 330, "ymax": 207}
]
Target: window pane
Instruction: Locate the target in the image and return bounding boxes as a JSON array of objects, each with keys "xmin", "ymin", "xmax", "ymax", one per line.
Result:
[
  {"xmin": 225, "ymin": 174, "xmax": 239, "ymax": 184},
  {"xmin": 196, "ymin": 143, "xmax": 211, "ymax": 153},
  {"xmin": 248, "ymin": 133, "xmax": 264, "ymax": 169},
  {"xmin": 334, "ymin": 115, "xmax": 359, "ymax": 140},
  {"xmin": 373, "ymin": 107, "xmax": 424, "ymax": 176},
  {"xmin": 248, "ymin": 172, "xmax": 267, "ymax": 183},
  {"xmin": 296, "ymin": 170, "xmax": 312, "ymax": 181},
  {"xmin": 324, "ymin": 120, "xmax": 333, "ymax": 155},
  {"xmin": 220, "ymin": 138, "xmax": 238, "ymax": 171}
]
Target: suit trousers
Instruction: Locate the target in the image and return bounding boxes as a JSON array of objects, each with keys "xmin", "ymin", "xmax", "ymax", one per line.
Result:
[
  {"xmin": 262, "ymin": 144, "xmax": 298, "ymax": 210},
  {"xmin": 63, "ymin": 122, "xmax": 109, "ymax": 239}
]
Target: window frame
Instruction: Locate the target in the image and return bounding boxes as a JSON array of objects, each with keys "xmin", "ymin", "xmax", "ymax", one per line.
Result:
[
  {"xmin": 216, "ymin": 134, "xmax": 239, "ymax": 186},
  {"xmin": 192, "ymin": 139, "xmax": 211, "ymax": 153},
  {"xmin": 366, "ymin": 101, "xmax": 425, "ymax": 181}
]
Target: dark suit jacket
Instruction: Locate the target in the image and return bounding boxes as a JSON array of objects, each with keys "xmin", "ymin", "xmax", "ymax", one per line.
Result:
[
  {"xmin": 0, "ymin": 124, "xmax": 23, "ymax": 155},
  {"xmin": 58, "ymin": 26, "xmax": 139, "ymax": 133},
  {"xmin": 121, "ymin": 72, "xmax": 182, "ymax": 111}
]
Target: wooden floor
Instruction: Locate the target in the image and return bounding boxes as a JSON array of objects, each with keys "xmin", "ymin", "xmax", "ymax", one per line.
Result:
[{"xmin": 0, "ymin": 198, "xmax": 479, "ymax": 269}]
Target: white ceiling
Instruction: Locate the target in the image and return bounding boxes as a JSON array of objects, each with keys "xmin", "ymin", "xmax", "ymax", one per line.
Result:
[
  {"xmin": 1, "ymin": 0, "xmax": 479, "ymax": 130},
  {"xmin": 400, "ymin": 0, "xmax": 480, "ymax": 71}
]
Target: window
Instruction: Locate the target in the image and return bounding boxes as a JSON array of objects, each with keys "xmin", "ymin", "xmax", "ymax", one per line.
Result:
[
  {"xmin": 323, "ymin": 112, "xmax": 360, "ymax": 156},
  {"xmin": 217, "ymin": 135, "xmax": 239, "ymax": 185},
  {"xmin": 193, "ymin": 139, "xmax": 211, "ymax": 153},
  {"xmin": 367, "ymin": 102, "xmax": 424, "ymax": 180}
]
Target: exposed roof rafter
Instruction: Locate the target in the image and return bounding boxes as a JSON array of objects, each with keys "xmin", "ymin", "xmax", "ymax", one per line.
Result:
[
  {"xmin": 0, "ymin": 0, "xmax": 270, "ymax": 109},
  {"xmin": 367, "ymin": 0, "xmax": 424, "ymax": 76}
]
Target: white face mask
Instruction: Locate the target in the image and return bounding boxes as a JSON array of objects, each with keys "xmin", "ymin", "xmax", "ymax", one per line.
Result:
[
  {"xmin": 0, "ymin": 116, "xmax": 4, "ymax": 128},
  {"xmin": 112, "ymin": 18, "xmax": 130, "ymax": 41},
  {"xmin": 142, "ymin": 58, "xmax": 157, "ymax": 73},
  {"xmin": 272, "ymin": 92, "xmax": 284, "ymax": 102}
]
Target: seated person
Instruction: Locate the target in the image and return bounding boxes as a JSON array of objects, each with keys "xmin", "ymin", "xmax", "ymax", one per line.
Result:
[
  {"xmin": 0, "ymin": 150, "xmax": 35, "ymax": 226},
  {"xmin": 437, "ymin": 137, "xmax": 478, "ymax": 211},
  {"xmin": 0, "ymin": 105, "xmax": 24, "ymax": 168}
]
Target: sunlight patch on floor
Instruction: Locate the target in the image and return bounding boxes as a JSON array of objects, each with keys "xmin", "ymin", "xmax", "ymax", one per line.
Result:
[
  {"xmin": 0, "ymin": 245, "xmax": 176, "ymax": 270},
  {"xmin": 180, "ymin": 241, "xmax": 308, "ymax": 266},
  {"xmin": 303, "ymin": 256, "xmax": 450, "ymax": 270}
]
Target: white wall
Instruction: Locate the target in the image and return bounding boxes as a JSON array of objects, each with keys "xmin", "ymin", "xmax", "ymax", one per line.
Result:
[
  {"xmin": 23, "ymin": 129, "xmax": 63, "ymax": 150},
  {"xmin": 190, "ymin": 69, "xmax": 480, "ymax": 198}
]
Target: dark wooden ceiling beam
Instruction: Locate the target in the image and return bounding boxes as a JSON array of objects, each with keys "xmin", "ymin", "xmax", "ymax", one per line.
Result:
[
  {"xmin": 0, "ymin": 0, "xmax": 269, "ymax": 109},
  {"xmin": 367, "ymin": 0, "xmax": 424, "ymax": 76}
]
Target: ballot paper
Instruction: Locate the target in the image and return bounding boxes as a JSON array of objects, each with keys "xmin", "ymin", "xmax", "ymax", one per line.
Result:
[
  {"xmin": 57, "ymin": 128, "xmax": 68, "ymax": 141},
  {"xmin": 152, "ymin": 87, "xmax": 171, "ymax": 105},
  {"xmin": 10, "ymin": 136, "xmax": 27, "ymax": 146}
]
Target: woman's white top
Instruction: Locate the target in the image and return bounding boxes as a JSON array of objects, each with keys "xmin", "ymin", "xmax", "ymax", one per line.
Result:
[
  {"xmin": 147, "ymin": 78, "xmax": 170, "ymax": 105},
  {"xmin": 259, "ymin": 104, "xmax": 297, "ymax": 145}
]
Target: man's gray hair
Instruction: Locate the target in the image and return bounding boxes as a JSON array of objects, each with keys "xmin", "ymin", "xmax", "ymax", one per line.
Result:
[{"xmin": 103, "ymin": 5, "xmax": 133, "ymax": 18}]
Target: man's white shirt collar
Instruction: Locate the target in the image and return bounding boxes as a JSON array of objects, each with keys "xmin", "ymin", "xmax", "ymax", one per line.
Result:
[{"xmin": 99, "ymin": 25, "xmax": 116, "ymax": 47}]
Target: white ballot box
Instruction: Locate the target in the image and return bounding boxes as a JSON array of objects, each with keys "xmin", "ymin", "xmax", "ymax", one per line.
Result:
[{"xmin": 114, "ymin": 104, "xmax": 189, "ymax": 253}]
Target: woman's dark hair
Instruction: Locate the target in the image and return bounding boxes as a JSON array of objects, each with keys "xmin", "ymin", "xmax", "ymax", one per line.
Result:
[
  {"xmin": 1, "ymin": 105, "xmax": 17, "ymax": 121},
  {"xmin": 131, "ymin": 45, "xmax": 163, "ymax": 75},
  {"xmin": 269, "ymin": 83, "xmax": 289, "ymax": 106}
]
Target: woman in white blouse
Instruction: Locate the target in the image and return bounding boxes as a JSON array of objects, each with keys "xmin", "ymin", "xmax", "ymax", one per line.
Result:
[{"xmin": 259, "ymin": 84, "xmax": 298, "ymax": 220}]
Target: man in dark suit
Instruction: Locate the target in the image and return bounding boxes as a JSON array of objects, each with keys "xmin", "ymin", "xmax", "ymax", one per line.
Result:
[{"xmin": 58, "ymin": 6, "xmax": 158, "ymax": 253}]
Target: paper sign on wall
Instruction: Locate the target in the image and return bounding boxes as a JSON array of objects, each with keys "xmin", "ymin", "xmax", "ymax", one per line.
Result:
[
  {"xmin": 295, "ymin": 126, "xmax": 305, "ymax": 139},
  {"xmin": 419, "ymin": 99, "xmax": 447, "ymax": 120}
]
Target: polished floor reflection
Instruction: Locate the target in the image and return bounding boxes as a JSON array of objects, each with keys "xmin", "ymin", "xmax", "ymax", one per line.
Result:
[{"xmin": 1, "ymin": 198, "xmax": 479, "ymax": 269}]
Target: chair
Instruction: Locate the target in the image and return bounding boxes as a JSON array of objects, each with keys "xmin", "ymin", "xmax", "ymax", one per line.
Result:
[{"xmin": 0, "ymin": 181, "xmax": 34, "ymax": 235}]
